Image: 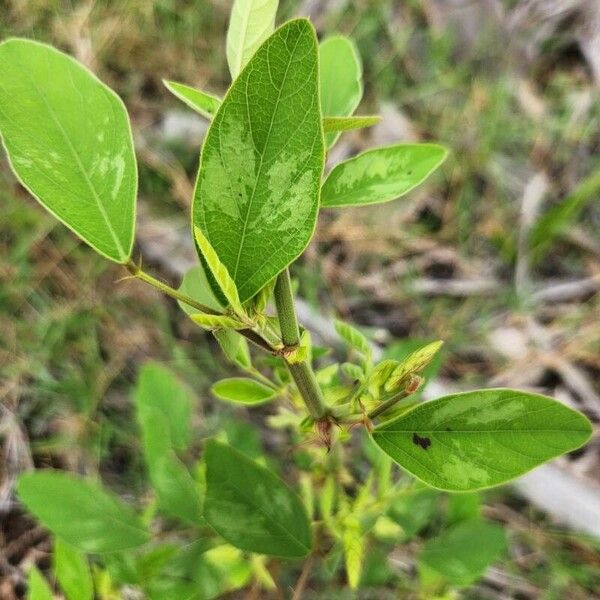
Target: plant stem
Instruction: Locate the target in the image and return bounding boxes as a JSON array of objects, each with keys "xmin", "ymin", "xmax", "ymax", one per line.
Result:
[
  {"xmin": 125, "ymin": 260, "xmax": 218, "ymax": 314},
  {"xmin": 125, "ymin": 260, "xmax": 276, "ymax": 354},
  {"xmin": 367, "ymin": 391, "xmax": 409, "ymax": 420},
  {"xmin": 274, "ymin": 269, "xmax": 300, "ymax": 346},
  {"xmin": 274, "ymin": 269, "xmax": 328, "ymax": 421}
]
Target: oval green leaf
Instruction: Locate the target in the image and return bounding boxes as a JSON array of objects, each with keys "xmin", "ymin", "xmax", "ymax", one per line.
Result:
[
  {"xmin": 372, "ymin": 388, "xmax": 592, "ymax": 491},
  {"xmin": 0, "ymin": 39, "xmax": 137, "ymax": 262},
  {"xmin": 163, "ymin": 79, "xmax": 221, "ymax": 119},
  {"xmin": 27, "ymin": 567, "xmax": 53, "ymax": 600},
  {"xmin": 322, "ymin": 116, "xmax": 381, "ymax": 134},
  {"xmin": 419, "ymin": 519, "xmax": 507, "ymax": 586},
  {"xmin": 212, "ymin": 377, "xmax": 276, "ymax": 404},
  {"xmin": 193, "ymin": 19, "xmax": 324, "ymax": 303},
  {"xmin": 319, "ymin": 35, "xmax": 363, "ymax": 148},
  {"xmin": 17, "ymin": 470, "xmax": 150, "ymax": 552},
  {"xmin": 54, "ymin": 538, "xmax": 94, "ymax": 600},
  {"xmin": 226, "ymin": 0, "xmax": 279, "ymax": 79},
  {"xmin": 204, "ymin": 440, "xmax": 312, "ymax": 557},
  {"xmin": 322, "ymin": 143, "xmax": 448, "ymax": 208}
]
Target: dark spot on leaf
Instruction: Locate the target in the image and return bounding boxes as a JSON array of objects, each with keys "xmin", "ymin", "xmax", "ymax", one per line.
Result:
[{"xmin": 412, "ymin": 433, "xmax": 431, "ymax": 450}]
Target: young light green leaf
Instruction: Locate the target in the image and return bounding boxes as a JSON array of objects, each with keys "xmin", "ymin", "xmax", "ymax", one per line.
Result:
[
  {"xmin": 17, "ymin": 470, "xmax": 150, "ymax": 552},
  {"xmin": 226, "ymin": 0, "xmax": 278, "ymax": 79},
  {"xmin": 215, "ymin": 330, "xmax": 252, "ymax": 368},
  {"xmin": 419, "ymin": 519, "xmax": 507, "ymax": 586},
  {"xmin": 0, "ymin": 39, "xmax": 137, "ymax": 263},
  {"xmin": 335, "ymin": 320, "xmax": 372, "ymax": 358},
  {"xmin": 319, "ymin": 35, "xmax": 363, "ymax": 147},
  {"xmin": 27, "ymin": 567, "xmax": 53, "ymax": 600},
  {"xmin": 383, "ymin": 340, "xmax": 443, "ymax": 392},
  {"xmin": 54, "ymin": 538, "xmax": 94, "ymax": 600},
  {"xmin": 322, "ymin": 116, "xmax": 381, "ymax": 134},
  {"xmin": 163, "ymin": 80, "xmax": 221, "ymax": 119},
  {"xmin": 204, "ymin": 440, "xmax": 312, "ymax": 557},
  {"xmin": 193, "ymin": 226, "xmax": 244, "ymax": 314},
  {"xmin": 134, "ymin": 362, "xmax": 194, "ymax": 452},
  {"xmin": 212, "ymin": 377, "xmax": 276, "ymax": 404},
  {"xmin": 372, "ymin": 388, "xmax": 593, "ymax": 491},
  {"xmin": 191, "ymin": 313, "xmax": 246, "ymax": 330},
  {"xmin": 342, "ymin": 515, "xmax": 364, "ymax": 589},
  {"xmin": 322, "ymin": 143, "xmax": 448, "ymax": 208},
  {"xmin": 193, "ymin": 19, "xmax": 324, "ymax": 303}
]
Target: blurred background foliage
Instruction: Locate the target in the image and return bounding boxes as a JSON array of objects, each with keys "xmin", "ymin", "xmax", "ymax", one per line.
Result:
[{"xmin": 1, "ymin": 0, "xmax": 599, "ymax": 598}]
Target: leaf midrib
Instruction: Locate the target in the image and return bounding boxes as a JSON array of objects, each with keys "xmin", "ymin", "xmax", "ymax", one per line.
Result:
[
  {"xmin": 231, "ymin": 27, "xmax": 303, "ymax": 279},
  {"xmin": 18, "ymin": 48, "xmax": 126, "ymax": 260}
]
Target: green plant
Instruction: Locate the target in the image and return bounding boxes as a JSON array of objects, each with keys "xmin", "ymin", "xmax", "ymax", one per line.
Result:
[{"xmin": 0, "ymin": 1, "xmax": 592, "ymax": 597}]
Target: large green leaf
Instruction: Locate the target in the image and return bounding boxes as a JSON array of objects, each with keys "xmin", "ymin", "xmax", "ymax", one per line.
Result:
[
  {"xmin": 418, "ymin": 519, "xmax": 507, "ymax": 586},
  {"xmin": 193, "ymin": 19, "xmax": 324, "ymax": 303},
  {"xmin": 163, "ymin": 80, "xmax": 221, "ymax": 119},
  {"xmin": 372, "ymin": 388, "xmax": 592, "ymax": 491},
  {"xmin": 0, "ymin": 39, "xmax": 136, "ymax": 262},
  {"xmin": 54, "ymin": 538, "xmax": 94, "ymax": 600},
  {"xmin": 135, "ymin": 364, "xmax": 203, "ymax": 525},
  {"xmin": 321, "ymin": 143, "xmax": 448, "ymax": 208},
  {"xmin": 204, "ymin": 440, "xmax": 312, "ymax": 557},
  {"xmin": 319, "ymin": 35, "xmax": 362, "ymax": 148},
  {"xmin": 17, "ymin": 470, "xmax": 149, "ymax": 552},
  {"xmin": 226, "ymin": 0, "xmax": 279, "ymax": 79},
  {"xmin": 134, "ymin": 362, "xmax": 193, "ymax": 452}
]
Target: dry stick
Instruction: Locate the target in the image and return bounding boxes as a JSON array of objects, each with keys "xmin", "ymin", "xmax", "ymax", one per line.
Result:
[{"xmin": 291, "ymin": 553, "xmax": 314, "ymax": 600}]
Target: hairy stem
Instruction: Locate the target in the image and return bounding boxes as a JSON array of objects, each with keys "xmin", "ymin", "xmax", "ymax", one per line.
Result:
[
  {"xmin": 125, "ymin": 260, "xmax": 276, "ymax": 354},
  {"xmin": 274, "ymin": 269, "xmax": 328, "ymax": 420},
  {"xmin": 367, "ymin": 390, "xmax": 410, "ymax": 420}
]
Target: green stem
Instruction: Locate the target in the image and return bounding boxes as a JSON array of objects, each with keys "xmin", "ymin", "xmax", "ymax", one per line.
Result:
[
  {"xmin": 274, "ymin": 269, "xmax": 328, "ymax": 421},
  {"xmin": 274, "ymin": 269, "xmax": 300, "ymax": 346},
  {"xmin": 126, "ymin": 260, "xmax": 218, "ymax": 314},
  {"xmin": 125, "ymin": 260, "xmax": 276, "ymax": 354},
  {"xmin": 367, "ymin": 390, "xmax": 409, "ymax": 420}
]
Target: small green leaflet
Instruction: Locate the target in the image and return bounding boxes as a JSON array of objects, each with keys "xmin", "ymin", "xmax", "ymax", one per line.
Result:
[
  {"xmin": 322, "ymin": 143, "xmax": 448, "ymax": 208},
  {"xmin": 27, "ymin": 567, "xmax": 53, "ymax": 600},
  {"xmin": 335, "ymin": 319, "xmax": 372, "ymax": 358},
  {"xmin": 54, "ymin": 538, "xmax": 94, "ymax": 600},
  {"xmin": 204, "ymin": 440, "xmax": 312, "ymax": 557},
  {"xmin": 193, "ymin": 226, "xmax": 244, "ymax": 314},
  {"xmin": 372, "ymin": 388, "xmax": 592, "ymax": 491},
  {"xmin": 163, "ymin": 80, "xmax": 221, "ymax": 119},
  {"xmin": 383, "ymin": 340, "xmax": 443, "ymax": 392},
  {"xmin": 193, "ymin": 19, "xmax": 324, "ymax": 303},
  {"xmin": 322, "ymin": 116, "xmax": 381, "ymax": 134},
  {"xmin": 212, "ymin": 377, "xmax": 276, "ymax": 404},
  {"xmin": 226, "ymin": 0, "xmax": 279, "ymax": 79},
  {"xmin": 319, "ymin": 35, "xmax": 363, "ymax": 148},
  {"xmin": 0, "ymin": 39, "xmax": 137, "ymax": 262},
  {"xmin": 191, "ymin": 313, "xmax": 246, "ymax": 330},
  {"xmin": 17, "ymin": 470, "xmax": 150, "ymax": 552},
  {"xmin": 418, "ymin": 519, "xmax": 507, "ymax": 586}
]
